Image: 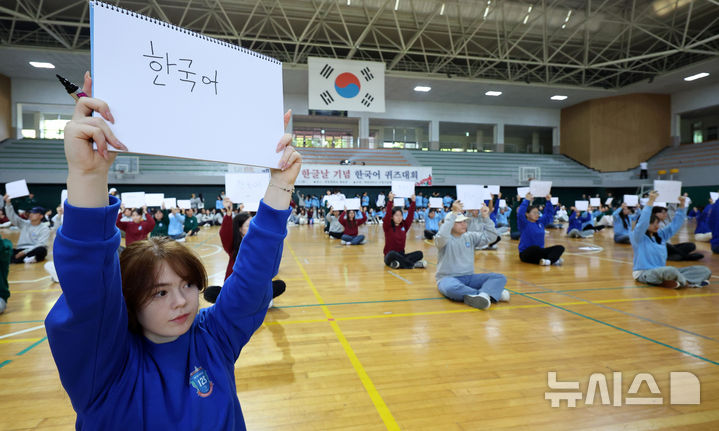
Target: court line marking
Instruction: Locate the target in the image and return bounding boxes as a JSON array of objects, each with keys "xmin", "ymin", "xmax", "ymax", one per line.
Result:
[
  {"xmin": 9, "ymin": 276, "xmax": 51, "ymax": 284},
  {"xmin": 497, "ymin": 275, "xmax": 719, "ymax": 366},
  {"xmin": 16, "ymin": 336, "xmax": 47, "ymax": 356},
  {"xmin": 0, "ymin": 338, "xmax": 43, "ymax": 344},
  {"xmin": 386, "ymin": 270, "xmax": 413, "ymax": 285},
  {"xmin": 274, "ymin": 297, "xmax": 445, "ymax": 308},
  {"xmin": 288, "ymin": 245, "xmax": 399, "ymax": 431},
  {"xmin": 0, "ymin": 360, "xmax": 11, "ymax": 368},
  {"xmin": 0, "ymin": 325, "xmax": 45, "ymax": 339},
  {"xmin": 8, "ymin": 288, "xmax": 61, "ymax": 293},
  {"xmin": 0, "ymin": 320, "xmax": 45, "ymax": 325}
]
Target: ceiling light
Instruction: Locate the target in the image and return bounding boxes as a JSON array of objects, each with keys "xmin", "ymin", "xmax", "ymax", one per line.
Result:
[
  {"xmin": 347, "ymin": 0, "xmax": 350, "ymax": 4},
  {"xmin": 551, "ymin": 95, "xmax": 568, "ymax": 101},
  {"xmin": 523, "ymin": 15, "xmax": 529, "ymax": 24},
  {"xmin": 684, "ymin": 72, "xmax": 709, "ymax": 82},
  {"xmin": 394, "ymin": 0, "xmax": 399, "ymax": 11},
  {"xmin": 465, "ymin": 132, "xmax": 470, "ymax": 137},
  {"xmin": 440, "ymin": 3, "xmax": 445, "ymax": 15},
  {"xmin": 485, "ymin": 91, "xmax": 502, "ymax": 96},
  {"xmin": 29, "ymin": 61, "xmax": 55, "ymax": 69},
  {"xmin": 414, "ymin": 86, "xmax": 431, "ymax": 92}
]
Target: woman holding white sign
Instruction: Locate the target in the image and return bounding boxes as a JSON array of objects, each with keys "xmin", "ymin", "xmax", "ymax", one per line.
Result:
[
  {"xmin": 44, "ymin": 80, "xmax": 301, "ymax": 429},
  {"xmin": 631, "ymin": 192, "xmax": 711, "ymax": 288},
  {"xmin": 517, "ymin": 193, "xmax": 565, "ymax": 266},
  {"xmin": 383, "ymin": 193, "xmax": 426, "ymax": 269}
]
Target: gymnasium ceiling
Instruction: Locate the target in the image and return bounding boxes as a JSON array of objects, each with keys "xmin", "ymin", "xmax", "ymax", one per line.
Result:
[{"xmin": 0, "ymin": 0, "xmax": 718, "ymax": 102}]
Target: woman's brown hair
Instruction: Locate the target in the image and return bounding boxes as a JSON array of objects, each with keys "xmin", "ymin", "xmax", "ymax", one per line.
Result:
[{"xmin": 120, "ymin": 237, "xmax": 207, "ymax": 333}]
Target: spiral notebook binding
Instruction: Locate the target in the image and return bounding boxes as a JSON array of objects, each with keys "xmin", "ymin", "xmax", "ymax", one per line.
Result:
[{"xmin": 91, "ymin": 1, "xmax": 281, "ymax": 65}]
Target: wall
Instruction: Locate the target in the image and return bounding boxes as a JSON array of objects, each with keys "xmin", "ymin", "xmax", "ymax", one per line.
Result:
[
  {"xmin": 670, "ymin": 81, "xmax": 719, "ymax": 139},
  {"xmin": 561, "ymin": 93, "xmax": 670, "ymax": 172},
  {"xmin": 0, "ymin": 74, "xmax": 11, "ymax": 141}
]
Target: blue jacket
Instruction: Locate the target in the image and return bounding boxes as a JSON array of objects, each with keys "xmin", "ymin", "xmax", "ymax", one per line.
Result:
[
  {"xmin": 517, "ymin": 199, "xmax": 554, "ymax": 252},
  {"xmin": 425, "ymin": 212, "xmax": 440, "ymax": 232},
  {"xmin": 695, "ymin": 205, "xmax": 712, "ymax": 234},
  {"xmin": 496, "ymin": 207, "xmax": 511, "ymax": 226},
  {"xmin": 613, "ymin": 207, "xmax": 639, "ymax": 238},
  {"xmin": 710, "ymin": 201, "xmax": 719, "ymax": 249},
  {"xmin": 45, "ymin": 196, "xmax": 289, "ymax": 430},
  {"xmin": 443, "ymin": 196, "xmax": 453, "ymax": 208},
  {"xmin": 567, "ymin": 210, "xmax": 591, "ymax": 233},
  {"xmin": 631, "ymin": 205, "xmax": 686, "ymax": 271},
  {"xmin": 168, "ymin": 212, "xmax": 185, "ymax": 235},
  {"xmin": 361, "ymin": 196, "xmax": 369, "ymax": 207}
]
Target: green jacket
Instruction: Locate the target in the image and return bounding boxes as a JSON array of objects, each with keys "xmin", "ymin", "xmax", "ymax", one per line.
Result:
[
  {"xmin": 151, "ymin": 211, "xmax": 169, "ymax": 237},
  {"xmin": 184, "ymin": 215, "xmax": 198, "ymax": 232}
]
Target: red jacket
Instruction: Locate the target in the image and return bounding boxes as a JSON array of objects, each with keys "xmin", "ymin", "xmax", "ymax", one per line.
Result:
[
  {"xmin": 382, "ymin": 199, "xmax": 415, "ymax": 256},
  {"xmin": 116, "ymin": 213, "xmax": 155, "ymax": 246},
  {"xmin": 339, "ymin": 211, "xmax": 367, "ymax": 236},
  {"xmin": 219, "ymin": 214, "xmax": 236, "ymax": 280}
]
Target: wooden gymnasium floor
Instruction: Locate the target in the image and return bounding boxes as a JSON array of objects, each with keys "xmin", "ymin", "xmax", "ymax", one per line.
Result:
[{"xmin": 1, "ymin": 218, "xmax": 718, "ymax": 431}]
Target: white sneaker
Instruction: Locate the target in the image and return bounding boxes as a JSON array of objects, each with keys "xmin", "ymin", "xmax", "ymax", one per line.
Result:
[
  {"xmin": 539, "ymin": 259, "xmax": 551, "ymax": 266},
  {"xmin": 23, "ymin": 256, "xmax": 37, "ymax": 263},
  {"xmin": 44, "ymin": 261, "xmax": 59, "ymax": 283},
  {"xmin": 0, "ymin": 298, "xmax": 6, "ymax": 314},
  {"xmin": 500, "ymin": 289, "xmax": 511, "ymax": 302},
  {"xmin": 487, "ymin": 244, "xmax": 498, "ymax": 250},
  {"xmin": 176, "ymin": 237, "xmax": 186, "ymax": 242},
  {"xmin": 413, "ymin": 259, "xmax": 427, "ymax": 269},
  {"xmin": 552, "ymin": 258, "xmax": 564, "ymax": 266},
  {"xmin": 463, "ymin": 292, "xmax": 491, "ymax": 310}
]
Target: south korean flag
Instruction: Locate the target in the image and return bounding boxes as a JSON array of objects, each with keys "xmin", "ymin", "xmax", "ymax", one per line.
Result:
[{"xmin": 308, "ymin": 57, "xmax": 385, "ymax": 112}]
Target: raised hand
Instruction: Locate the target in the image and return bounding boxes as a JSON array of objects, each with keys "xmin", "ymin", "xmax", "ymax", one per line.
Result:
[{"xmin": 451, "ymin": 200, "xmax": 463, "ymax": 213}]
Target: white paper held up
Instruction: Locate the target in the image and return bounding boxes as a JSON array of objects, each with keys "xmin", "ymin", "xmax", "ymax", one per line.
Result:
[
  {"xmin": 575, "ymin": 200, "xmax": 589, "ymax": 211},
  {"xmin": 529, "ymin": 180, "xmax": 552, "ymax": 197},
  {"xmin": 391, "ymin": 180, "xmax": 415, "ymax": 198},
  {"xmin": 653, "ymin": 180, "xmax": 682, "ymax": 204},
  {"xmin": 623, "ymin": 195, "xmax": 639, "ymax": 206},
  {"xmin": 121, "ymin": 192, "xmax": 146, "ymax": 208},
  {"xmin": 5, "ymin": 179, "xmax": 29, "ymax": 199}
]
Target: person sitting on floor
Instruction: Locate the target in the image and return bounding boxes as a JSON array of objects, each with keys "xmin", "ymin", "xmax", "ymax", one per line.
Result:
[{"xmin": 435, "ymin": 200, "xmax": 509, "ymax": 310}]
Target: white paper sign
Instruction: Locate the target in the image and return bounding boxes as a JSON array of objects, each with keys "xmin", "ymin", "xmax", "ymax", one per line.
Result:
[
  {"xmin": 243, "ymin": 201, "xmax": 260, "ymax": 212},
  {"xmin": 376, "ymin": 195, "xmax": 386, "ymax": 207},
  {"xmin": 91, "ymin": 3, "xmax": 284, "ymax": 169},
  {"xmin": 345, "ymin": 198, "xmax": 361, "ymax": 210},
  {"xmin": 590, "ymin": 198, "xmax": 601, "ymax": 207},
  {"xmin": 61, "ymin": 189, "xmax": 68, "ymax": 208},
  {"xmin": 499, "ymin": 199, "xmax": 507, "ymax": 208},
  {"xmin": 121, "ymin": 192, "xmax": 146, "ymax": 208},
  {"xmin": 177, "ymin": 199, "xmax": 192, "ymax": 210},
  {"xmin": 145, "ymin": 193, "xmax": 165, "ymax": 207},
  {"xmin": 429, "ymin": 197, "xmax": 443, "ymax": 208},
  {"xmin": 5, "ymin": 179, "xmax": 29, "ymax": 199},
  {"xmin": 327, "ymin": 195, "xmax": 346, "ymax": 210},
  {"xmin": 392, "ymin": 198, "xmax": 407, "ymax": 207},
  {"xmin": 225, "ymin": 172, "xmax": 270, "ymax": 207},
  {"xmin": 605, "ymin": 197, "xmax": 613, "ymax": 205},
  {"xmin": 653, "ymin": 180, "xmax": 682, "ymax": 204},
  {"xmin": 640, "ymin": 198, "xmax": 649, "ymax": 206},
  {"xmin": 486, "ymin": 185, "xmax": 500, "ymax": 195},
  {"xmin": 654, "ymin": 201, "xmax": 667, "ymax": 208},
  {"xmin": 623, "ymin": 195, "xmax": 639, "ymax": 206},
  {"xmin": 710, "ymin": 192, "xmax": 719, "ymax": 202},
  {"xmin": 391, "ymin": 180, "xmax": 415, "ymax": 198},
  {"xmin": 457, "ymin": 184, "xmax": 489, "ymax": 210},
  {"xmin": 529, "ymin": 180, "xmax": 552, "ymax": 197},
  {"xmin": 517, "ymin": 187, "xmax": 530, "ymax": 198},
  {"xmin": 575, "ymin": 200, "xmax": 589, "ymax": 211},
  {"xmin": 551, "ymin": 197, "xmax": 559, "ymax": 205},
  {"xmin": 163, "ymin": 197, "xmax": 177, "ymax": 208}
]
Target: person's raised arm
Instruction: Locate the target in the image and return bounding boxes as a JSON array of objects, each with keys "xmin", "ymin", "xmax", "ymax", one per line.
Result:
[
  {"xmin": 404, "ymin": 194, "xmax": 416, "ymax": 228},
  {"xmin": 383, "ymin": 192, "xmax": 395, "ymax": 229},
  {"xmin": 45, "ymin": 73, "xmax": 134, "ymax": 412},
  {"xmin": 633, "ymin": 191, "xmax": 657, "ymax": 243},
  {"xmin": 357, "ymin": 211, "xmax": 368, "ymax": 226},
  {"xmin": 2, "ymin": 194, "xmax": 26, "ymax": 227},
  {"xmin": 204, "ymin": 109, "xmax": 302, "ymax": 360},
  {"xmin": 435, "ymin": 200, "xmax": 462, "ymax": 249},
  {"xmin": 219, "ymin": 199, "xmax": 234, "ymax": 255},
  {"xmin": 659, "ymin": 195, "xmax": 687, "ymax": 241}
]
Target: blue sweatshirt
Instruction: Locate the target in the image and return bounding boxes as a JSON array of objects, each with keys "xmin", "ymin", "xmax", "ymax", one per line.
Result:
[
  {"xmin": 425, "ymin": 212, "xmax": 440, "ymax": 232},
  {"xmin": 631, "ymin": 205, "xmax": 686, "ymax": 272},
  {"xmin": 45, "ymin": 196, "xmax": 290, "ymax": 430},
  {"xmin": 710, "ymin": 201, "xmax": 719, "ymax": 249},
  {"xmin": 517, "ymin": 199, "xmax": 554, "ymax": 252},
  {"xmin": 496, "ymin": 207, "xmax": 511, "ymax": 226},
  {"xmin": 695, "ymin": 205, "xmax": 711, "ymax": 234},
  {"xmin": 168, "ymin": 212, "xmax": 185, "ymax": 235},
  {"xmin": 361, "ymin": 196, "xmax": 369, "ymax": 207},
  {"xmin": 567, "ymin": 210, "xmax": 591, "ymax": 233},
  {"xmin": 613, "ymin": 207, "xmax": 639, "ymax": 238}
]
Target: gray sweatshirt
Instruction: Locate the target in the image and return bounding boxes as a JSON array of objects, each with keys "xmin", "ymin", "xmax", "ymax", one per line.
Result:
[
  {"xmin": 5, "ymin": 203, "xmax": 51, "ymax": 251},
  {"xmin": 434, "ymin": 212, "xmax": 498, "ymax": 281},
  {"xmin": 327, "ymin": 214, "xmax": 344, "ymax": 233}
]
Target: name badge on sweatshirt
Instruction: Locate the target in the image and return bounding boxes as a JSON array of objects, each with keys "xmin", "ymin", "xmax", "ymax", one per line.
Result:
[
  {"xmin": 465, "ymin": 241, "xmax": 471, "ymax": 248},
  {"xmin": 190, "ymin": 366, "xmax": 214, "ymax": 398},
  {"xmin": 138, "ymin": 226, "xmax": 142, "ymax": 231}
]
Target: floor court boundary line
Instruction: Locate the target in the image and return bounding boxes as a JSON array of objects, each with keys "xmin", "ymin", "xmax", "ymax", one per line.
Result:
[
  {"xmin": 0, "ymin": 325, "xmax": 45, "ymax": 340},
  {"xmin": 386, "ymin": 270, "xmax": 413, "ymax": 284},
  {"xmin": 287, "ymin": 245, "xmax": 399, "ymax": 431},
  {"xmin": 497, "ymin": 274, "xmax": 719, "ymax": 366}
]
